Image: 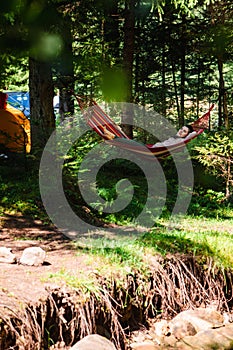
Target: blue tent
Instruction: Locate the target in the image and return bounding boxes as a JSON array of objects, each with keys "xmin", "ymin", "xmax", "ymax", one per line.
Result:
[
  {"xmin": 6, "ymin": 91, "xmax": 30, "ymax": 117},
  {"xmin": 6, "ymin": 92, "xmax": 59, "ymax": 117}
]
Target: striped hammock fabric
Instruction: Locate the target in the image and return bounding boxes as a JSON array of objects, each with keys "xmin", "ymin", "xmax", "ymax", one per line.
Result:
[{"xmin": 79, "ymin": 98, "xmax": 214, "ymax": 160}]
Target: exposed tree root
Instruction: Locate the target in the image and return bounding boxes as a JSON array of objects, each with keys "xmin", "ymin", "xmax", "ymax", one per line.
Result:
[{"xmin": 0, "ymin": 255, "xmax": 233, "ymax": 350}]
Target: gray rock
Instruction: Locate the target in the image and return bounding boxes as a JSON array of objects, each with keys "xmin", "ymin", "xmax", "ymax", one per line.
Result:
[
  {"xmin": 0, "ymin": 247, "xmax": 16, "ymax": 264},
  {"xmin": 70, "ymin": 334, "xmax": 116, "ymax": 350},
  {"xmin": 130, "ymin": 343, "xmax": 160, "ymax": 350},
  {"xmin": 19, "ymin": 247, "xmax": 46, "ymax": 266},
  {"xmin": 170, "ymin": 307, "xmax": 224, "ymax": 336},
  {"xmin": 179, "ymin": 323, "xmax": 233, "ymax": 349}
]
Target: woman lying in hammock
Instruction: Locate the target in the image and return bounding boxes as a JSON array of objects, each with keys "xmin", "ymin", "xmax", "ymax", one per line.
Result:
[
  {"xmin": 103, "ymin": 124, "xmax": 195, "ymax": 147},
  {"xmin": 151, "ymin": 124, "xmax": 194, "ymax": 148}
]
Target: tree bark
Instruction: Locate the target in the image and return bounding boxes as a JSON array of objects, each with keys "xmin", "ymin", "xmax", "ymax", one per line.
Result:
[
  {"xmin": 56, "ymin": 21, "xmax": 74, "ymax": 123},
  {"xmin": 171, "ymin": 57, "xmax": 180, "ymax": 119},
  {"xmin": 226, "ymin": 156, "xmax": 231, "ymax": 198},
  {"xmin": 179, "ymin": 16, "xmax": 186, "ymax": 127},
  {"xmin": 161, "ymin": 45, "xmax": 167, "ymax": 117},
  {"xmin": 103, "ymin": 0, "xmax": 120, "ymax": 63},
  {"xmin": 29, "ymin": 57, "xmax": 55, "ymax": 152},
  {"xmin": 180, "ymin": 52, "xmax": 185, "ymax": 127},
  {"xmin": 217, "ymin": 58, "xmax": 228, "ymax": 129}
]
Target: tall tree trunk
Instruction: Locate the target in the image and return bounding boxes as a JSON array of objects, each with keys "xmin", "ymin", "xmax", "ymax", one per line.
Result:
[
  {"xmin": 29, "ymin": 57, "xmax": 55, "ymax": 152},
  {"xmin": 103, "ymin": 0, "xmax": 120, "ymax": 63},
  {"xmin": 56, "ymin": 20, "xmax": 74, "ymax": 123},
  {"xmin": 121, "ymin": 0, "xmax": 136, "ymax": 138},
  {"xmin": 179, "ymin": 15, "xmax": 186, "ymax": 127},
  {"xmin": 180, "ymin": 51, "xmax": 185, "ymax": 127},
  {"xmin": 208, "ymin": 0, "xmax": 229, "ymax": 130}
]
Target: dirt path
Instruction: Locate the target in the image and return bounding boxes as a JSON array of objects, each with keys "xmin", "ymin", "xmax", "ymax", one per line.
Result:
[
  {"xmin": 0, "ymin": 213, "xmax": 144, "ymax": 307},
  {"xmin": 0, "ymin": 214, "xmax": 94, "ymax": 306}
]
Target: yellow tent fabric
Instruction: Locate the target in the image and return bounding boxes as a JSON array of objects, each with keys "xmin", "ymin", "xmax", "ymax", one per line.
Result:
[{"xmin": 0, "ymin": 104, "xmax": 31, "ymax": 153}]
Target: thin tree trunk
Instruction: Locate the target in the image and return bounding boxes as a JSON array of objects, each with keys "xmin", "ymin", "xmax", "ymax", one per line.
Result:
[
  {"xmin": 226, "ymin": 156, "xmax": 231, "ymax": 198},
  {"xmin": 217, "ymin": 58, "xmax": 229, "ymax": 129},
  {"xmin": 180, "ymin": 52, "xmax": 185, "ymax": 127},
  {"xmin": 196, "ymin": 57, "xmax": 201, "ymax": 117},
  {"xmin": 218, "ymin": 58, "xmax": 224, "ymax": 128},
  {"xmin": 179, "ymin": 16, "xmax": 186, "ymax": 127},
  {"xmin": 161, "ymin": 46, "xmax": 166, "ymax": 117},
  {"xmin": 171, "ymin": 58, "xmax": 180, "ymax": 120}
]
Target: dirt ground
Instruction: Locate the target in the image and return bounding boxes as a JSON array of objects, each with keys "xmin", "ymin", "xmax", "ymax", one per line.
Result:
[
  {"xmin": 0, "ymin": 214, "xmax": 98, "ymax": 307},
  {"xmin": 0, "ymin": 213, "xmax": 144, "ymax": 308}
]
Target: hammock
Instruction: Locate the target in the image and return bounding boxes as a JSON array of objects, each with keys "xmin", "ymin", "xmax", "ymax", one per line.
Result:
[{"xmin": 79, "ymin": 97, "xmax": 214, "ymax": 159}]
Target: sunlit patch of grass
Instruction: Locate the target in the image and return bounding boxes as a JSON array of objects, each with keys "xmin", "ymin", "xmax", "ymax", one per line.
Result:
[
  {"xmin": 42, "ymin": 268, "xmax": 100, "ymax": 299},
  {"xmin": 137, "ymin": 216, "xmax": 233, "ymax": 268},
  {"xmin": 42, "ymin": 238, "xmax": 150, "ymax": 292},
  {"xmin": 164, "ymin": 215, "xmax": 233, "ymax": 234},
  {"xmin": 72, "ymin": 215, "xmax": 233, "ymax": 274},
  {"xmin": 73, "ymin": 215, "xmax": 233, "ymax": 273},
  {"xmin": 74, "ymin": 237, "xmax": 149, "ymax": 277}
]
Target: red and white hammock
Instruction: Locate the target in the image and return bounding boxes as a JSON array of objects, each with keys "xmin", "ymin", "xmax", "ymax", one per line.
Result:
[{"xmin": 78, "ymin": 98, "xmax": 214, "ymax": 159}]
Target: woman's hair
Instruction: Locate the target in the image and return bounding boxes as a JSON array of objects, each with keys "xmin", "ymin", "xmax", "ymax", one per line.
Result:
[{"xmin": 185, "ymin": 124, "xmax": 194, "ymax": 134}]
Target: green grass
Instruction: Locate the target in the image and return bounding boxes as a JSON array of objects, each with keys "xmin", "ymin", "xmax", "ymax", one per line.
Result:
[
  {"xmin": 0, "ymin": 158, "xmax": 44, "ymax": 218},
  {"xmin": 43, "ymin": 268, "xmax": 100, "ymax": 298},
  {"xmin": 1, "ymin": 153, "xmax": 233, "ymax": 276},
  {"xmin": 75, "ymin": 236, "xmax": 149, "ymax": 274},
  {"xmin": 43, "ymin": 215, "xmax": 233, "ymax": 290},
  {"xmin": 139, "ymin": 227, "xmax": 233, "ymax": 268},
  {"xmin": 72, "ymin": 216, "xmax": 233, "ymax": 273}
]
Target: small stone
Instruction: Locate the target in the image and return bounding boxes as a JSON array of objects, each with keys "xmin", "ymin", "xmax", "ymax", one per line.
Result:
[
  {"xmin": 0, "ymin": 247, "xmax": 16, "ymax": 264},
  {"xmin": 152, "ymin": 320, "xmax": 171, "ymax": 337},
  {"xmin": 19, "ymin": 247, "xmax": 46, "ymax": 266},
  {"xmin": 70, "ymin": 334, "xmax": 116, "ymax": 350},
  {"xmin": 171, "ymin": 319, "xmax": 197, "ymax": 339}
]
